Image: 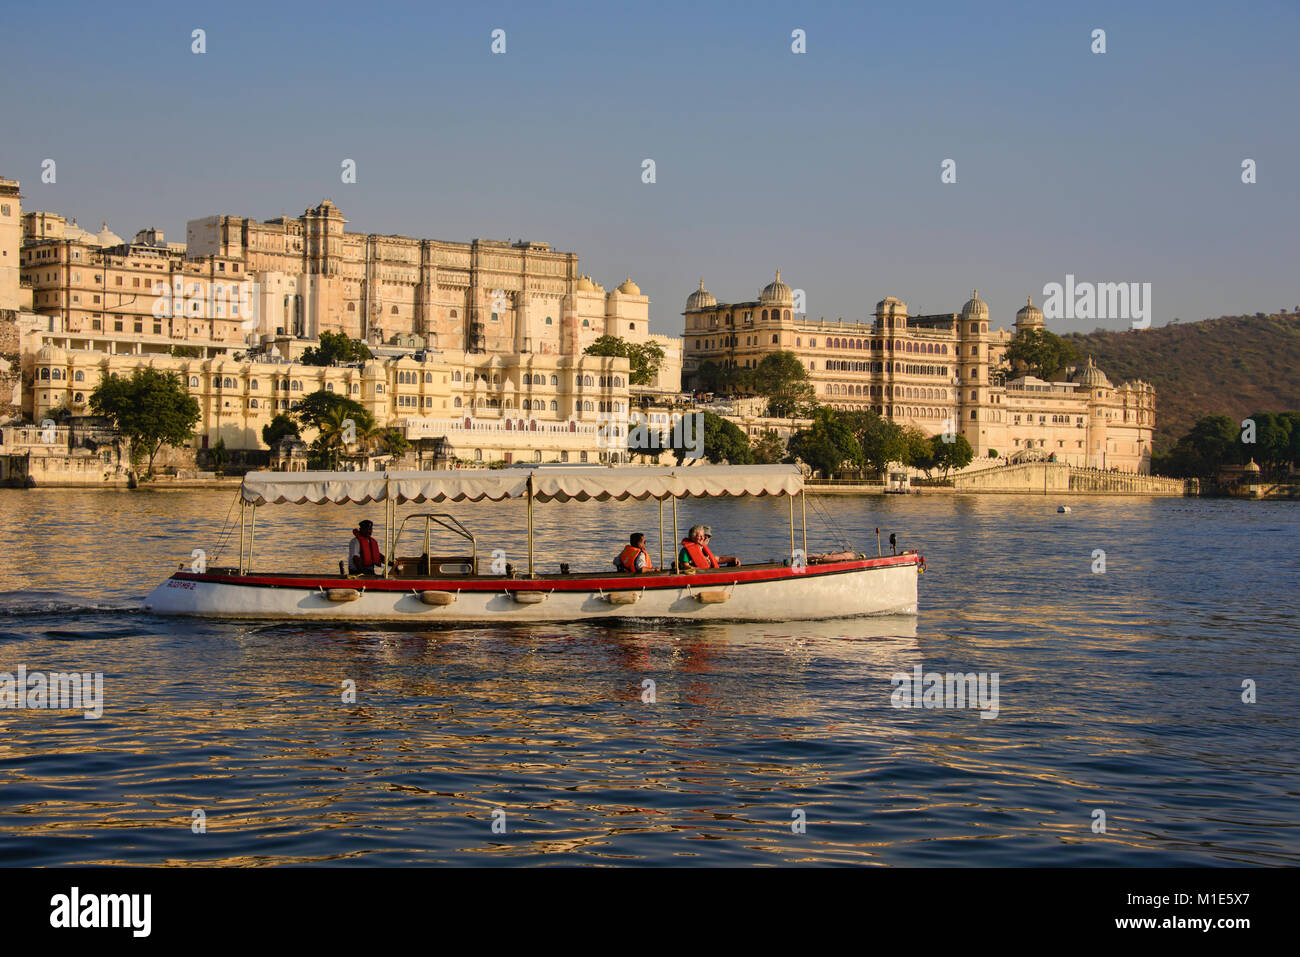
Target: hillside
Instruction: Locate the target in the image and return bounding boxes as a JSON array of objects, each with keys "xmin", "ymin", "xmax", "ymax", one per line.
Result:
[{"xmin": 1063, "ymin": 313, "xmax": 1300, "ymax": 452}]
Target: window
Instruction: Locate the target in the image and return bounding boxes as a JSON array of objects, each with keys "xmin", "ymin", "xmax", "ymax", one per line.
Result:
[
  {"xmin": 545, "ymin": 316, "xmax": 553, "ymax": 325},
  {"xmin": 582, "ymin": 319, "xmax": 589, "ymax": 327},
  {"xmin": 189, "ymin": 376, "xmax": 199, "ymax": 387}
]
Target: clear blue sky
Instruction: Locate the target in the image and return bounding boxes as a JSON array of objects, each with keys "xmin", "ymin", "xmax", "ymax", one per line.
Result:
[{"xmin": 3, "ymin": 0, "xmax": 1296, "ymax": 336}]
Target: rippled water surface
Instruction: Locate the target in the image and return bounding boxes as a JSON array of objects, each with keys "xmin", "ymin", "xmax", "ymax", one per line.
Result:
[{"xmin": 0, "ymin": 488, "xmax": 1296, "ymax": 865}]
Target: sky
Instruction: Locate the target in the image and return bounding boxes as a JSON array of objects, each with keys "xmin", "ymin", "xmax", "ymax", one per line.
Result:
[{"xmin": 3, "ymin": 0, "xmax": 1297, "ymax": 338}]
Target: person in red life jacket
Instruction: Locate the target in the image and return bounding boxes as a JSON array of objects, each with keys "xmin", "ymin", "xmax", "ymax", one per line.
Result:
[
  {"xmin": 348, "ymin": 519, "xmax": 385, "ymax": 574},
  {"xmin": 678, "ymin": 524, "xmax": 720, "ymax": 571},
  {"xmin": 613, "ymin": 532, "xmax": 653, "ymax": 574}
]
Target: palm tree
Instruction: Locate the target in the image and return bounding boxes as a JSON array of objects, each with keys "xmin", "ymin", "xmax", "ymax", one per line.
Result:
[{"xmin": 316, "ymin": 406, "xmax": 355, "ymax": 469}]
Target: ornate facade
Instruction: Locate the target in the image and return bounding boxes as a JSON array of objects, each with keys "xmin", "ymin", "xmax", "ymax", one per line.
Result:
[{"xmin": 683, "ymin": 277, "xmax": 1155, "ymax": 472}]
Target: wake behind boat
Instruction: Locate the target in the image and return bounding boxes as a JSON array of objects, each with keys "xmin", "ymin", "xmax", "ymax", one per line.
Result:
[{"xmin": 143, "ymin": 465, "xmax": 924, "ymax": 622}]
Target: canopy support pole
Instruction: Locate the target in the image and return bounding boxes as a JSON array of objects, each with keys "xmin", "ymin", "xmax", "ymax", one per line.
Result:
[
  {"xmin": 801, "ymin": 490, "xmax": 807, "ymax": 558},
  {"xmin": 384, "ymin": 475, "xmax": 393, "ymax": 579},
  {"xmin": 671, "ymin": 497, "xmax": 678, "ymax": 570},
  {"xmin": 526, "ymin": 472, "xmax": 535, "ymax": 578},
  {"xmin": 247, "ymin": 505, "xmax": 257, "ymax": 575},
  {"xmin": 658, "ymin": 498, "xmax": 664, "ymax": 570},
  {"xmin": 788, "ymin": 494, "xmax": 795, "ymax": 558},
  {"xmin": 238, "ymin": 499, "xmax": 246, "ymax": 575}
]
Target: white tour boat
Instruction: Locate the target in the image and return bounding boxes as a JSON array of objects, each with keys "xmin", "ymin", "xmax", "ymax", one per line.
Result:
[{"xmin": 143, "ymin": 465, "xmax": 924, "ymax": 622}]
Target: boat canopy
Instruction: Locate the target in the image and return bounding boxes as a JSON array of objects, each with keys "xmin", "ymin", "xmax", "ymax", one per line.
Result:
[{"xmin": 240, "ymin": 465, "xmax": 804, "ymax": 506}]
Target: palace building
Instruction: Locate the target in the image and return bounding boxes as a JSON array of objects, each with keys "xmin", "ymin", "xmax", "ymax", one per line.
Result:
[
  {"xmin": 682, "ymin": 275, "xmax": 1155, "ymax": 472},
  {"xmin": 5, "ymin": 182, "xmax": 683, "ymax": 457}
]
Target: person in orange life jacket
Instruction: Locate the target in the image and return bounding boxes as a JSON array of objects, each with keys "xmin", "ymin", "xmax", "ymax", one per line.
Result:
[
  {"xmin": 349, "ymin": 519, "xmax": 385, "ymax": 574},
  {"xmin": 678, "ymin": 524, "xmax": 720, "ymax": 570},
  {"xmin": 678, "ymin": 525, "xmax": 740, "ymax": 570},
  {"xmin": 613, "ymin": 532, "xmax": 653, "ymax": 573}
]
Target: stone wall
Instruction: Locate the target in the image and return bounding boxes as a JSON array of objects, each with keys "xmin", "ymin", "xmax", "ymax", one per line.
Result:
[{"xmin": 952, "ymin": 461, "xmax": 1189, "ymax": 495}]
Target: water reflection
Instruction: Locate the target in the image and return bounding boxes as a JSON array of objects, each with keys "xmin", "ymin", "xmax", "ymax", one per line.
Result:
[{"xmin": 0, "ymin": 489, "xmax": 1296, "ymax": 865}]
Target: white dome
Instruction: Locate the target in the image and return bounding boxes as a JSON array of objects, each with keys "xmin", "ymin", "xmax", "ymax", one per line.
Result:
[
  {"xmin": 685, "ymin": 279, "xmax": 717, "ymax": 312},
  {"xmin": 960, "ymin": 289, "xmax": 989, "ymax": 321},
  {"xmin": 759, "ymin": 269, "xmax": 793, "ymax": 306}
]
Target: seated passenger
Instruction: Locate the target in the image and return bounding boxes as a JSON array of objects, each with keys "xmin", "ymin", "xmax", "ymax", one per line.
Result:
[
  {"xmin": 348, "ymin": 519, "xmax": 385, "ymax": 574},
  {"xmin": 678, "ymin": 524, "xmax": 720, "ymax": 570},
  {"xmin": 614, "ymin": 532, "xmax": 654, "ymax": 574}
]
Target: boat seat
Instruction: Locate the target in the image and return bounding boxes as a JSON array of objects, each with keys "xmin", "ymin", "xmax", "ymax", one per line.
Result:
[{"xmin": 393, "ymin": 555, "xmax": 476, "ymax": 577}]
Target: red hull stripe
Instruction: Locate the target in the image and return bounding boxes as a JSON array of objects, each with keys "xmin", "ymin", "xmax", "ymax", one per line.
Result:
[{"xmin": 173, "ymin": 555, "xmax": 921, "ymax": 593}]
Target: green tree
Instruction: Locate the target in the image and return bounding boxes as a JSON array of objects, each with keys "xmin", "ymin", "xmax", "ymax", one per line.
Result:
[
  {"xmin": 787, "ymin": 407, "xmax": 863, "ymax": 477},
  {"xmin": 670, "ymin": 410, "xmax": 753, "ymax": 464},
  {"xmin": 583, "ymin": 334, "xmax": 665, "ymax": 387},
  {"xmin": 1002, "ymin": 328, "xmax": 1079, "ymax": 381},
  {"xmin": 1245, "ymin": 411, "xmax": 1293, "ymax": 475},
  {"xmin": 692, "ymin": 360, "xmax": 725, "ymax": 393},
  {"xmin": 836, "ymin": 408, "xmax": 906, "ymax": 475},
  {"xmin": 751, "ymin": 430, "xmax": 786, "ymax": 464},
  {"xmin": 900, "ymin": 426, "xmax": 931, "ymax": 468},
  {"xmin": 293, "ymin": 390, "xmax": 375, "ymax": 433},
  {"xmin": 209, "ymin": 437, "xmax": 228, "ymax": 474},
  {"xmin": 930, "ymin": 433, "xmax": 974, "ymax": 477},
  {"xmin": 310, "ymin": 406, "xmax": 357, "ymax": 469},
  {"xmin": 1157, "ymin": 414, "xmax": 1240, "ymax": 478},
  {"xmin": 300, "ymin": 330, "xmax": 373, "ymax": 367},
  {"xmin": 168, "ymin": 345, "xmax": 203, "ymax": 358},
  {"xmin": 90, "ymin": 368, "xmax": 201, "ymax": 476},
  {"xmin": 365, "ymin": 425, "xmax": 410, "ymax": 460},
  {"xmin": 753, "ymin": 351, "xmax": 817, "ymax": 417},
  {"xmin": 261, "ymin": 413, "xmax": 300, "ymax": 448}
]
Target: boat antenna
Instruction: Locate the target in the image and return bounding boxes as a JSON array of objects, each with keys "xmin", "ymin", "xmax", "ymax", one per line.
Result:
[
  {"xmin": 806, "ymin": 491, "xmax": 853, "ymax": 552},
  {"xmin": 207, "ymin": 490, "xmax": 243, "ymax": 566}
]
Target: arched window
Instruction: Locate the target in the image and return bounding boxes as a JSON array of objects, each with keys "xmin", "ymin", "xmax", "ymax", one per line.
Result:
[
  {"xmin": 74, "ymin": 392, "xmax": 84, "ymax": 403},
  {"xmin": 549, "ymin": 400, "xmax": 558, "ymax": 411},
  {"xmin": 545, "ymin": 316, "xmax": 553, "ymax": 325},
  {"xmin": 291, "ymin": 381, "xmax": 302, "ymax": 391},
  {"xmin": 250, "ymin": 399, "xmax": 259, "ymax": 409},
  {"xmin": 454, "ymin": 397, "xmax": 462, "ymax": 408},
  {"xmin": 453, "ymin": 371, "xmax": 462, "ymax": 382},
  {"xmin": 582, "ymin": 319, "xmax": 589, "ymax": 327},
  {"xmin": 390, "ymin": 305, "xmax": 398, "ymax": 314},
  {"xmin": 189, "ymin": 376, "xmax": 199, "ymax": 387},
  {"xmin": 73, "ymin": 370, "xmax": 85, "ymax": 382},
  {"xmin": 347, "ymin": 302, "xmax": 356, "ymax": 311},
  {"xmin": 583, "ymin": 401, "xmax": 592, "ymax": 412},
  {"xmin": 550, "ymin": 375, "xmax": 558, "ymax": 386},
  {"xmin": 474, "ymin": 448, "xmax": 483, "ymax": 461},
  {"xmin": 326, "ymin": 382, "xmax": 335, "ymax": 392},
  {"xmin": 40, "ymin": 369, "xmax": 49, "ymax": 380},
  {"xmin": 450, "ymin": 309, "xmax": 458, "ymax": 318},
  {"xmin": 583, "ymin": 375, "xmax": 593, "ymax": 386}
]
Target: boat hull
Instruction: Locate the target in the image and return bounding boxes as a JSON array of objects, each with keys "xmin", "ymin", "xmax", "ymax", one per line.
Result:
[{"xmin": 142, "ymin": 556, "xmax": 922, "ymax": 622}]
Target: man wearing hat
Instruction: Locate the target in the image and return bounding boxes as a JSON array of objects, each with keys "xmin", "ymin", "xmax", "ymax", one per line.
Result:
[{"xmin": 348, "ymin": 519, "xmax": 385, "ymax": 575}]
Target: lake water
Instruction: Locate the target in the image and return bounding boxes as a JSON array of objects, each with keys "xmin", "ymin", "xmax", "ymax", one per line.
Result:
[{"xmin": 0, "ymin": 488, "xmax": 1296, "ymax": 865}]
